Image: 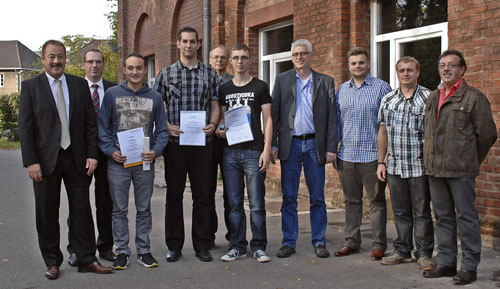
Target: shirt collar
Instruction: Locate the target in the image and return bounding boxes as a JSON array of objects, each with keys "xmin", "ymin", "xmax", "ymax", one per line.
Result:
[
  {"xmin": 85, "ymin": 77, "xmax": 104, "ymax": 89},
  {"xmin": 348, "ymin": 74, "xmax": 373, "ymax": 88},
  {"xmin": 438, "ymin": 77, "xmax": 464, "ymax": 92},
  {"xmin": 176, "ymin": 60, "xmax": 202, "ymax": 70},
  {"xmin": 397, "ymin": 85, "xmax": 421, "ymax": 100},
  {"xmin": 45, "ymin": 72, "xmax": 66, "ymax": 85}
]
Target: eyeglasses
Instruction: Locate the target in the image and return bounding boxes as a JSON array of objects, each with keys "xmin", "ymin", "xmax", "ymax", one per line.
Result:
[
  {"xmin": 291, "ymin": 52, "xmax": 311, "ymax": 58},
  {"xmin": 438, "ymin": 63, "xmax": 460, "ymax": 70},
  {"xmin": 210, "ymin": 55, "xmax": 228, "ymax": 60},
  {"xmin": 85, "ymin": 60, "xmax": 104, "ymax": 65},
  {"xmin": 231, "ymin": 56, "xmax": 250, "ymax": 61}
]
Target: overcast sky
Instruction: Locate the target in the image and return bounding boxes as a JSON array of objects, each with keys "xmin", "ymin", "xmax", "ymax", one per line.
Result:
[{"xmin": 1, "ymin": 0, "xmax": 115, "ymax": 51}]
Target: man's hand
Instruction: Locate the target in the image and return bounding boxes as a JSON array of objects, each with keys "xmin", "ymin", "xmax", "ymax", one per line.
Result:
[
  {"xmin": 215, "ymin": 126, "xmax": 228, "ymax": 139},
  {"xmin": 376, "ymin": 163, "xmax": 386, "ymax": 182},
  {"xmin": 271, "ymin": 147, "xmax": 278, "ymax": 164},
  {"xmin": 86, "ymin": 158, "xmax": 98, "ymax": 176},
  {"xmin": 112, "ymin": 151, "xmax": 127, "ymax": 163},
  {"xmin": 327, "ymin": 152, "xmax": 338, "ymax": 171},
  {"xmin": 141, "ymin": 151, "xmax": 156, "ymax": 164},
  {"xmin": 27, "ymin": 163, "xmax": 42, "ymax": 182},
  {"xmin": 202, "ymin": 123, "xmax": 216, "ymax": 135},
  {"xmin": 259, "ymin": 150, "xmax": 271, "ymax": 173},
  {"xmin": 167, "ymin": 122, "xmax": 184, "ymax": 137}
]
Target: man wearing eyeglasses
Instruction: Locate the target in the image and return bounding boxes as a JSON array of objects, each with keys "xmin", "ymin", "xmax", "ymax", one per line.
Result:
[
  {"xmin": 216, "ymin": 43, "xmax": 272, "ymax": 263},
  {"xmin": 422, "ymin": 50, "xmax": 496, "ymax": 285},
  {"xmin": 271, "ymin": 39, "xmax": 337, "ymax": 259},
  {"xmin": 66, "ymin": 49, "xmax": 117, "ymax": 267},
  {"xmin": 208, "ymin": 45, "xmax": 233, "ymax": 248}
]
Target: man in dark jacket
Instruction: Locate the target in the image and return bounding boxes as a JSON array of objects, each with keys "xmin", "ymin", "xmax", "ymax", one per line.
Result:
[{"xmin": 422, "ymin": 50, "xmax": 497, "ymax": 285}]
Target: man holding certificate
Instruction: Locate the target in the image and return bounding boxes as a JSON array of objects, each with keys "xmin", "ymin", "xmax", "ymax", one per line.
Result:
[
  {"xmin": 98, "ymin": 53, "xmax": 168, "ymax": 270},
  {"xmin": 153, "ymin": 27, "xmax": 220, "ymax": 262},
  {"xmin": 216, "ymin": 43, "xmax": 273, "ymax": 263}
]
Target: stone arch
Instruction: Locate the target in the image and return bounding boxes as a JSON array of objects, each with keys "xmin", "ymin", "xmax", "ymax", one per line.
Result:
[
  {"xmin": 134, "ymin": 13, "xmax": 155, "ymax": 57},
  {"xmin": 170, "ymin": 0, "xmax": 204, "ymax": 61}
]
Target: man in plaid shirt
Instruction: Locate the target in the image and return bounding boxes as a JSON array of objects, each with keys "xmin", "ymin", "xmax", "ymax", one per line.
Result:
[
  {"xmin": 376, "ymin": 56, "xmax": 434, "ymax": 270},
  {"xmin": 153, "ymin": 26, "xmax": 220, "ymax": 263}
]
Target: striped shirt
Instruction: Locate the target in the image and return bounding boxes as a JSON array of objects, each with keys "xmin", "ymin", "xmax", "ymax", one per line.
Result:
[
  {"xmin": 153, "ymin": 60, "xmax": 219, "ymax": 142},
  {"xmin": 377, "ymin": 85, "xmax": 430, "ymax": 178},
  {"xmin": 336, "ymin": 74, "xmax": 392, "ymax": 163}
]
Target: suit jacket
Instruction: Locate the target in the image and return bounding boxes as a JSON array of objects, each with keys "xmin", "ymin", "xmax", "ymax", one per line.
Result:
[
  {"xmin": 271, "ymin": 69, "xmax": 337, "ymax": 165},
  {"xmin": 18, "ymin": 73, "xmax": 99, "ymax": 176},
  {"xmin": 102, "ymin": 79, "xmax": 116, "ymax": 92}
]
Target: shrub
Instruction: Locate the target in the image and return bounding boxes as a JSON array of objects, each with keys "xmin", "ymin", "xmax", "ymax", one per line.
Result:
[{"xmin": 0, "ymin": 93, "xmax": 19, "ymax": 130}]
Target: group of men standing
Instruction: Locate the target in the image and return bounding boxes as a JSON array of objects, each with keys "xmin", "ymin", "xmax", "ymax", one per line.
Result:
[{"xmin": 18, "ymin": 26, "xmax": 496, "ymax": 286}]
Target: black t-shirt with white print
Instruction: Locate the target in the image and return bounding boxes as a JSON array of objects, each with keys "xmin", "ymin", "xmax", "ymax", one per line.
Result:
[{"xmin": 219, "ymin": 77, "xmax": 272, "ymax": 151}]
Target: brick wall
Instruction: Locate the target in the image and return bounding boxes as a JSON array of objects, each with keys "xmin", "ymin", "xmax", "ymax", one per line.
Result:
[{"xmin": 448, "ymin": 0, "xmax": 500, "ymax": 247}]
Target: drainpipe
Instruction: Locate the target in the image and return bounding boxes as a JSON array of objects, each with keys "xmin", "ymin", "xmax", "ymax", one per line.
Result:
[{"xmin": 203, "ymin": 0, "xmax": 211, "ymax": 64}]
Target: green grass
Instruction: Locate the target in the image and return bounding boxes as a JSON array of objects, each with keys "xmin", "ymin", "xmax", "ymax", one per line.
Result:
[{"xmin": 0, "ymin": 137, "xmax": 20, "ymax": 150}]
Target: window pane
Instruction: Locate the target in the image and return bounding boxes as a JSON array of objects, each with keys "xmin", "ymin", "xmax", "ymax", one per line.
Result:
[
  {"xmin": 402, "ymin": 37, "xmax": 441, "ymax": 90},
  {"xmin": 263, "ymin": 25, "xmax": 293, "ymax": 55},
  {"xmin": 377, "ymin": 41, "xmax": 390, "ymax": 84},
  {"xmin": 276, "ymin": 60, "xmax": 294, "ymax": 75},
  {"xmin": 262, "ymin": 60, "xmax": 270, "ymax": 85},
  {"xmin": 379, "ymin": 0, "xmax": 447, "ymax": 34}
]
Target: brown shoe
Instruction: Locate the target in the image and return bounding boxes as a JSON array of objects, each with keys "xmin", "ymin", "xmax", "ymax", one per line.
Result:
[
  {"xmin": 45, "ymin": 266, "xmax": 59, "ymax": 280},
  {"xmin": 333, "ymin": 246, "xmax": 359, "ymax": 257},
  {"xmin": 371, "ymin": 249, "xmax": 385, "ymax": 260},
  {"xmin": 78, "ymin": 261, "xmax": 113, "ymax": 274}
]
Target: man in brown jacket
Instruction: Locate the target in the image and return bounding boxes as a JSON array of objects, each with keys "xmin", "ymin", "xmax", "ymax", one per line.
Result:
[{"xmin": 422, "ymin": 50, "xmax": 497, "ymax": 285}]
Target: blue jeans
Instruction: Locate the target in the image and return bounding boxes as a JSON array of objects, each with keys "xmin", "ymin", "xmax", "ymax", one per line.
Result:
[
  {"xmin": 280, "ymin": 138, "xmax": 327, "ymax": 248},
  {"xmin": 223, "ymin": 149, "xmax": 267, "ymax": 254},
  {"xmin": 107, "ymin": 160, "xmax": 155, "ymax": 255}
]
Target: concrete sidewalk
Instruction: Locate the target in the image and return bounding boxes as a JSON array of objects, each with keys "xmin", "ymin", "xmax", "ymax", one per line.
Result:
[{"xmin": 1, "ymin": 150, "xmax": 499, "ymax": 289}]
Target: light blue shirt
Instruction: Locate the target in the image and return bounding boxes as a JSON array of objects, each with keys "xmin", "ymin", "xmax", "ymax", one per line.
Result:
[
  {"xmin": 46, "ymin": 72, "xmax": 70, "ymax": 121},
  {"xmin": 293, "ymin": 73, "xmax": 315, "ymax": 136},
  {"xmin": 336, "ymin": 74, "xmax": 392, "ymax": 163}
]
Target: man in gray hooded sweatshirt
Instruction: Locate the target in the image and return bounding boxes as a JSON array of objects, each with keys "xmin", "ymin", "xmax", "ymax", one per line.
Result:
[{"xmin": 98, "ymin": 52, "xmax": 168, "ymax": 270}]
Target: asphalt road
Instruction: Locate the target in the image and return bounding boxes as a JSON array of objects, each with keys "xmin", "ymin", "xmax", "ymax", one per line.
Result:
[{"xmin": 0, "ymin": 150, "xmax": 499, "ymax": 289}]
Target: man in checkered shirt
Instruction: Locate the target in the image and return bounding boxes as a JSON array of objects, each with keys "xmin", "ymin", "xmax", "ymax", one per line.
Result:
[
  {"xmin": 376, "ymin": 56, "xmax": 434, "ymax": 271},
  {"xmin": 153, "ymin": 26, "xmax": 220, "ymax": 263}
]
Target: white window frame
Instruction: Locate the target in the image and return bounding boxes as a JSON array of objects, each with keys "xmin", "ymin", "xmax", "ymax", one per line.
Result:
[
  {"xmin": 370, "ymin": 1, "xmax": 448, "ymax": 88},
  {"xmin": 147, "ymin": 57, "xmax": 155, "ymax": 88},
  {"xmin": 259, "ymin": 20, "xmax": 293, "ymax": 93}
]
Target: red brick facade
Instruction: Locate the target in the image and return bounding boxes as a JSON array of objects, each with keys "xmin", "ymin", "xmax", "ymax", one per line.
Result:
[{"xmin": 118, "ymin": 0, "xmax": 500, "ymax": 248}]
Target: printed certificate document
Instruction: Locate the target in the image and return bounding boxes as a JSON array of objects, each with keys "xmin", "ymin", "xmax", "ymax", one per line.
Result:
[
  {"xmin": 117, "ymin": 127, "xmax": 145, "ymax": 168},
  {"xmin": 180, "ymin": 110, "xmax": 206, "ymax": 146},
  {"xmin": 225, "ymin": 106, "xmax": 253, "ymax": 146}
]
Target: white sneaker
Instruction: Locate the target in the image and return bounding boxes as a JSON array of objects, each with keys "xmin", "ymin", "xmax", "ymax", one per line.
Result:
[
  {"xmin": 221, "ymin": 249, "xmax": 246, "ymax": 262},
  {"xmin": 253, "ymin": 250, "xmax": 271, "ymax": 263}
]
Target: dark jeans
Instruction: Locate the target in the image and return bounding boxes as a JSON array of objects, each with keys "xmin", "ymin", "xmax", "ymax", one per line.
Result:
[
  {"xmin": 209, "ymin": 136, "xmax": 231, "ymax": 242},
  {"xmin": 428, "ymin": 176, "xmax": 481, "ymax": 271},
  {"xmin": 164, "ymin": 142, "xmax": 212, "ymax": 252},
  {"xmin": 338, "ymin": 159, "xmax": 387, "ymax": 250},
  {"xmin": 34, "ymin": 148, "xmax": 97, "ymax": 267},
  {"xmin": 68, "ymin": 150, "xmax": 113, "ymax": 254},
  {"xmin": 387, "ymin": 174, "xmax": 434, "ymax": 259},
  {"xmin": 223, "ymin": 149, "xmax": 267, "ymax": 253}
]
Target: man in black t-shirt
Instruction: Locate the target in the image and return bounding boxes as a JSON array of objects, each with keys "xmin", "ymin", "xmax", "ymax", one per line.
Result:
[{"xmin": 215, "ymin": 43, "xmax": 272, "ymax": 263}]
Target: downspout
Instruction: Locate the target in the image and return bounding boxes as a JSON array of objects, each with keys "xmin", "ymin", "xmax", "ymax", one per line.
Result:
[{"xmin": 203, "ymin": 0, "xmax": 211, "ymax": 64}]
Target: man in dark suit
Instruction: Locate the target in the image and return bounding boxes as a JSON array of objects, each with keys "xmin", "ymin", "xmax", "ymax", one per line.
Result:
[
  {"xmin": 18, "ymin": 40, "xmax": 113, "ymax": 280},
  {"xmin": 66, "ymin": 49, "xmax": 117, "ymax": 266},
  {"xmin": 271, "ymin": 39, "xmax": 337, "ymax": 258}
]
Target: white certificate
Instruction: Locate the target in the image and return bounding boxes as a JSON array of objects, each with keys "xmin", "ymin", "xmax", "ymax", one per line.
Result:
[
  {"xmin": 117, "ymin": 127, "xmax": 145, "ymax": 168},
  {"xmin": 225, "ymin": 106, "xmax": 253, "ymax": 146},
  {"xmin": 179, "ymin": 110, "xmax": 206, "ymax": 146}
]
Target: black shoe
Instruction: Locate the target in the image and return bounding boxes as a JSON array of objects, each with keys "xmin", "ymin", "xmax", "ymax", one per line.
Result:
[
  {"xmin": 314, "ymin": 244, "xmax": 330, "ymax": 258},
  {"xmin": 68, "ymin": 253, "xmax": 78, "ymax": 267},
  {"xmin": 113, "ymin": 254, "xmax": 129, "ymax": 270},
  {"xmin": 453, "ymin": 269, "xmax": 477, "ymax": 285},
  {"xmin": 276, "ymin": 245, "xmax": 296, "ymax": 258},
  {"xmin": 165, "ymin": 250, "xmax": 182, "ymax": 262},
  {"xmin": 423, "ymin": 264, "xmax": 457, "ymax": 278},
  {"xmin": 195, "ymin": 250, "xmax": 213, "ymax": 262},
  {"xmin": 99, "ymin": 249, "xmax": 116, "ymax": 262}
]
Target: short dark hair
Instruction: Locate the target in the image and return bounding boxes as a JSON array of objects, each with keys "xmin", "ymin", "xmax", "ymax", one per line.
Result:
[
  {"xmin": 42, "ymin": 40, "xmax": 66, "ymax": 57},
  {"xmin": 83, "ymin": 49, "xmax": 104, "ymax": 62},
  {"xmin": 347, "ymin": 47, "xmax": 369, "ymax": 60},
  {"xmin": 438, "ymin": 49, "xmax": 467, "ymax": 73},
  {"xmin": 231, "ymin": 43, "xmax": 250, "ymax": 56},
  {"xmin": 177, "ymin": 26, "xmax": 199, "ymax": 41},
  {"xmin": 123, "ymin": 52, "xmax": 145, "ymax": 66}
]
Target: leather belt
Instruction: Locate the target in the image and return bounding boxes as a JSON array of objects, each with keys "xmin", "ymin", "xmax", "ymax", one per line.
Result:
[{"xmin": 292, "ymin": 134, "xmax": 315, "ymax": 140}]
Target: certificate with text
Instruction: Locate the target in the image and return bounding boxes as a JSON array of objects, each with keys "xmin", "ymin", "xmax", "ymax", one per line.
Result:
[
  {"xmin": 179, "ymin": 110, "xmax": 206, "ymax": 146},
  {"xmin": 225, "ymin": 106, "xmax": 253, "ymax": 146},
  {"xmin": 117, "ymin": 127, "xmax": 145, "ymax": 168}
]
